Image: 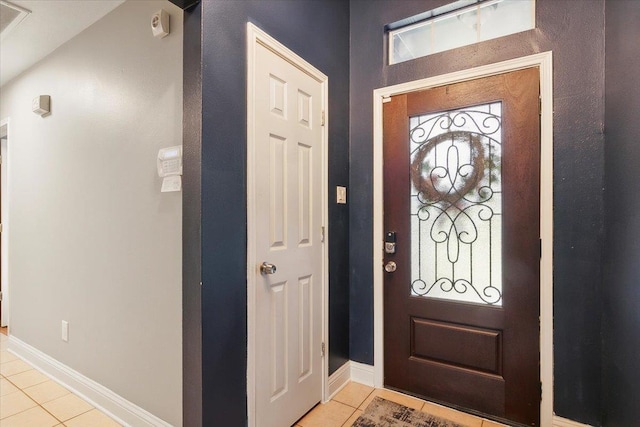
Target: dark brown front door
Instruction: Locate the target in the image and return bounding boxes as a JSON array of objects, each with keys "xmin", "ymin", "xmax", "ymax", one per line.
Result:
[{"xmin": 383, "ymin": 68, "xmax": 540, "ymax": 426}]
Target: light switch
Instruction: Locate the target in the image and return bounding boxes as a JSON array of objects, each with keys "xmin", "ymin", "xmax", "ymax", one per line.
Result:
[{"xmin": 336, "ymin": 186, "xmax": 347, "ymax": 204}]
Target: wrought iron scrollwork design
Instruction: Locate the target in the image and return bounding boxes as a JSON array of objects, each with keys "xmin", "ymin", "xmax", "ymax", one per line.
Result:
[{"xmin": 410, "ymin": 106, "xmax": 503, "ymax": 305}]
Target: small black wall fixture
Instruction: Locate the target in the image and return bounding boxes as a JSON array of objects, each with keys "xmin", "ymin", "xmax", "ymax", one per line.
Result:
[{"xmin": 169, "ymin": 0, "xmax": 199, "ymax": 11}]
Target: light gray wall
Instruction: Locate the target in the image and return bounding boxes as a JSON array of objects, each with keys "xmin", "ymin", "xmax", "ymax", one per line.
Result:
[{"xmin": 0, "ymin": 1, "xmax": 183, "ymax": 425}]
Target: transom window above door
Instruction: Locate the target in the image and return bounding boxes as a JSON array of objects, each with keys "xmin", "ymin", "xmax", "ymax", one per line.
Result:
[{"xmin": 387, "ymin": 0, "xmax": 536, "ymax": 65}]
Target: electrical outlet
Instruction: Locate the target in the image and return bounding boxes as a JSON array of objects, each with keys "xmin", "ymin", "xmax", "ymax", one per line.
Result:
[
  {"xmin": 336, "ymin": 186, "xmax": 347, "ymax": 204},
  {"xmin": 61, "ymin": 321, "xmax": 69, "ymax": 342}
]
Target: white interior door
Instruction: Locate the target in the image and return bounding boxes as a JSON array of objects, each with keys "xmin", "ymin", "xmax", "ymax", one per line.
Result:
[{"xmin": 250, "ymin": 35, "xmax": 326, "ymax": 427}]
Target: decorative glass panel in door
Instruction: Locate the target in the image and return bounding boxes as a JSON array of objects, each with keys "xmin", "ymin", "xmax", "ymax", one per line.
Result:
[{"xmin": 410, "ymin": 102, "xmax": 503, "ymax": 305}]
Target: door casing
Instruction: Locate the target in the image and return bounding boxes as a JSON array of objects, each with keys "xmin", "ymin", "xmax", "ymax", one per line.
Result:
[
  {"xmin": 0, "ymin": 117, "xmax": 9, "ymax": 329},
  {"xmin": 246, "ymin": 22, "xmax": 330, "ymax": 427},
  {"xmin": 372, "ymin": 52, "xmax": 554, "ymax": 426}
]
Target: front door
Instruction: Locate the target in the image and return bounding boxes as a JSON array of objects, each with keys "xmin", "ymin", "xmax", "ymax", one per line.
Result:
[
  {"xmin": 250, "ymin": 38, "xmax": 325, "ymax": 427},
  {"xmin": 383, "ymin": 68, "xmax": 540, "ymax": 426}
]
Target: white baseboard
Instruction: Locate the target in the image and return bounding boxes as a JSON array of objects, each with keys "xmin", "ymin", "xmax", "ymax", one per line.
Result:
[
  {"xmin": 327, "ymin": 362, "xmax": 351, "ymax": 400},
  {"xmin": 8, "ymin": 336, "xmax": 172, "ymax": 427},
  {"xmin": 327, "ymin": 361, "xmax": 376, "ymax": 401},
  {"xmin": 553, "ymin": 416, "xmax": 593, "ymax": 427},
  {"xmin": 350, "ymin": 361, "xmax": 375, "ymax": 387}
]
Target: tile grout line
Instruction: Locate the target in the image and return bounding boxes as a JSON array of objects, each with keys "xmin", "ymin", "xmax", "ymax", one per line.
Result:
[
  {"xmin": 335, "ymin": 384, "xmax": 375, "ymax": 427},
  {"xmin": 0, "ymin": 388, "xmax": 40, "ymax": 421},
  {"xmin": 22, "ymin": 381, "xmax": 92, "ymax": 424},
  {"xmin": 37, "ymin": 393, "xmax": 70, "ymax": 425},
  {"xmin": 2, "ymin": 374, "xmax": 87, "ymax": 425},
  {"xmin": 334, "ymin": 387, "xmax": 375, "ymax": 410},
  {"xmin": 59, "ymin": 405, "xmax": 95, "ymax": 425},
  {"xmin": 2, "ymin": 353, "xmax": 102, "ymax": 426},
  {"xmin": 343, "ymin": 405, "xmax": 358, "ymax": 427}
]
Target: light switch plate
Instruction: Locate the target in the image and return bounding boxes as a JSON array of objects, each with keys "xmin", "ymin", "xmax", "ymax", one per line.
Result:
[{"xmin": 336, "ymin": 186, "xmax": 347, "ymax": 204}]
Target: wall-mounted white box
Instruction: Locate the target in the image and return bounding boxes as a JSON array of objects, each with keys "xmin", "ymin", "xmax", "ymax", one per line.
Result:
[
  {"xmin": 151, "ymin": 9, "xmax": 170, "ymax": 38},
  {"xmin": 32, "ymin": 95, "xmax": 50, "ymax": 116}
]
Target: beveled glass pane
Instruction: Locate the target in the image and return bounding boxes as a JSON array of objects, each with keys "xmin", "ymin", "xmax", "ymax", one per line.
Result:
[
  {"xmin": 431, "ymin": 10, "xmax": 477, "ymax": 54},
  {"xmin": 388, "ymin": 0, "xmax": 535, "ymax": 65},
  {"xmin": 391, "ymin": 22, "xmax": 432, "ymax": 64},
  {"xmin": 410, "ymin": 102, "xmax": 503, "ymax": 305},
  {"xmin": 479, "ymin": 0, "xmax": 535, "ymax": 41}
]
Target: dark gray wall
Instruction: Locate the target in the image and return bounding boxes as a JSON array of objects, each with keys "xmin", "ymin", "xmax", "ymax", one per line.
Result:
[
  {"xmin": 186, "ymin": 1, "xmax": 350, "ymax": 424},
  {"xmin": 603, "ymin": 1, "xmax": 640, "ymax": 426},
  {"xmin": 348, "ymin": 0, "xmax": 605, "ymax": 424},
  {"xmin": 182, "ymin": 3, "xmax": 203, "ymax": 426}
]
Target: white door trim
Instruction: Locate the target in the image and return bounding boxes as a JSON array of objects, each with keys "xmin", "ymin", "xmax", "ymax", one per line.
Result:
[
  {"xmin": 246, "ymin": 22, "xmax": 329, "ymax": 427},
  {"xmin": 372, "ymin": 52, "xmax": 554, "ymax": 427},
  {"xmin": 0, "ymin": 117, "xmax": 9, "ymax": 328}
]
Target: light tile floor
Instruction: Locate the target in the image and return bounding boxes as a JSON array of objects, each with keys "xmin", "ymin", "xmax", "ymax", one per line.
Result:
[
  {"xmin": 294, "ymin": 382, "xmax": 510, "ymax": 427},
  {"xmin": 0, "ymin": 332, "xmax": 121, "ymax": 427},
  {"xmin": 2, "ymin": 329, "xmax": 508, "ymax": 427}
]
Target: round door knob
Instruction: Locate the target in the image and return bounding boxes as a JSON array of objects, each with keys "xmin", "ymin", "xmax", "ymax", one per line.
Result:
[
  {"xmin": 384, "ymin": 261, "xmax": 397, "ymax": 273},
  {"xmin": 260, "ymin": 262, "xmax": 277, "ymax": 275}
]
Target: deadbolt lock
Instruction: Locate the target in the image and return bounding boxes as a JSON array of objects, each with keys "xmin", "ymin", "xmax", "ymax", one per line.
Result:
[{"xmin": 385, "ymin": 231, "xmax": 397, "ymax": 254}]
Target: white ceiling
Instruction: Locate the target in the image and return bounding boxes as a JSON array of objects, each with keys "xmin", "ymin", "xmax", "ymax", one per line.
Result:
[{"xmin": 0, "ymin": 0, "xmax": 125, "ymax": 87}]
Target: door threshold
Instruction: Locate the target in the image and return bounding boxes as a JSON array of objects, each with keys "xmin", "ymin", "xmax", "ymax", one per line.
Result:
[
  {"xmin": 303, "ymin": 381, "xmax": 513, "ymax": 427},
  {"xmin": 384, "ymin": 385, "xmax": 529, "ymax": 427}
]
